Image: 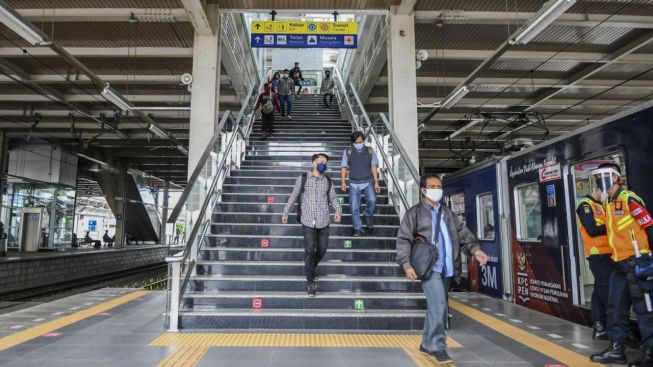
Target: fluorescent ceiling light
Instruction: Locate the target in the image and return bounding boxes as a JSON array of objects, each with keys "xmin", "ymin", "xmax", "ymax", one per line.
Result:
[
  {"xmin": 101, "ymin": 84, "xmax": 132, "ymax": 111},
  {"xmin": 0, "ymin": 1, "xmax": 50, "ymax": 45},
  {"xmin": 512, "ymin": 0, "xmax": 576, "ymax": 45},
  {"xmin": 440, "ymin": 86, "xmax": 469, "ymax": 110},
  {"xmin": 148, "ymin": 124, "xmax": 169, "ymax": 138},
  {"xmin": 446, "ymin": 119, "xmax": 483, "ymax": 140},
  {"xmin": 176, "ymin": 145, "xmax": 188, "ymax": 155}
]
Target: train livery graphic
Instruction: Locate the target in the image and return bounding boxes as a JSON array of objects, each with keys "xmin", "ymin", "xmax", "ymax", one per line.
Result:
[{"xmin": 443, "ymin": 100, "xmax": 653, "ymax": 325}]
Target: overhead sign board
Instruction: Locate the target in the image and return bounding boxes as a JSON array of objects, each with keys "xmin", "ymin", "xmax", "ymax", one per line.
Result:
[
  {"xmin": 251, "ymin": 20, "xmax": 358, "ymax": 49},
  {"xmin": 251, "ymin": 21, "xmax": 357, "ymax": 35}
]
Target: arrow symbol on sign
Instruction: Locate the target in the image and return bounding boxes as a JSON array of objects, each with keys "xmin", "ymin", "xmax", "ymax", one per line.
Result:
[
  {"xmin": 255, "ymin": 24, "xmax": 261, "ymax": 30},
  {"xmin": 255, "ymin": 36, "xmax": 261, "ymax": 43}
]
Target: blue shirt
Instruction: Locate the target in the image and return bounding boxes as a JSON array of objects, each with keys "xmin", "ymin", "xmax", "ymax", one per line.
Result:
[
  {"xmin": 341, "ymin": 146, "xmax": 379, "ymax": 190},
  {"xmin": 430, "ymin": 204, "xmax": 454, "ymax": 278}
]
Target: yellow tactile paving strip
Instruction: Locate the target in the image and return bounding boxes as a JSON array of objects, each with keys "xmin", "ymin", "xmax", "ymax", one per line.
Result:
[
  {"xmin": 449, "ymin": 299, "xmax": 604, "ymax": 367},
  {"xmin": 151, "ymin": 333, "xmax": 460, "ymax": 366},
  {"xmin": 0, "ymin": 290, "xmax": 149, "ymax": 352}
]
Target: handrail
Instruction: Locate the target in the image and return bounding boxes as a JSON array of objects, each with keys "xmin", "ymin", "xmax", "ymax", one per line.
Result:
[
  {"xmin": 377, "ymin": 113, "xmax": 421, "ymax": 182},
  {"xmin": 332, "ymin": 67, "xmax": 360, "ymax": 131},
  {"xmin": 168, "ymin": 84, "xmax": 256, "ymax": 224}
]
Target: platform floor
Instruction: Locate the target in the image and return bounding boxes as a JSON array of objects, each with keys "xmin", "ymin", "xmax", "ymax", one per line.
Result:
[
  {"xmin": 0, "ymin": 245, "xmax": 162, "ymax": 262},
  {"xmin": 0, "ymin": 288, "xmax": 641, "ymax": 366}
]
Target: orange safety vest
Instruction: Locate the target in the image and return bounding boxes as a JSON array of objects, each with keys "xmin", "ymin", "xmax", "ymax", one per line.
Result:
[
  {"xmin": 576, "ymin": 197, "xmax": 611, "ymax": 256},
  {"xmin": 606, "ymin": 189, "xmax": 651, "ymax": 262}
]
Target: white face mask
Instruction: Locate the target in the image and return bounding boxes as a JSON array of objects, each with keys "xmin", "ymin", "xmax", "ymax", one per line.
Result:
[
  {"xmin": 283, "ymin": 74, "xmax": 289, "ymax": 78},
  {"xmin": 600, "ymin": 191, "xmax": 609, "ymax": 202},
  {"xmin": 424, "ymin": 188, "xmax": 443, "ymax": 203}
]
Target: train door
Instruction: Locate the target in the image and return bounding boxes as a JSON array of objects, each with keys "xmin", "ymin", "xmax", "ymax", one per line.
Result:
[
  {"xmin": 497, "ymin": 158, "xmax": 514, "ymax": 300},
  {"xmin": 566, "ymin": 151, "xmax": 626, "ymax": 308}
]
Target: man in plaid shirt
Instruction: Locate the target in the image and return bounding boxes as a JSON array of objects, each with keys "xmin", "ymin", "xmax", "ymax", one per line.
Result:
[
  {"xmin": 283, "ymin": 153, "xmax": 342, "ymax": 296},
  {"xmin": 277, "ymin": 68, "xmax": 294, "ymax": 120}
]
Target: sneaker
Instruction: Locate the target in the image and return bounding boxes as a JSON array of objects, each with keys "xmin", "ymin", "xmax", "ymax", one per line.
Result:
[
  {"xmin": 287, "ymin": 115, "xmax": 292, "ymax": 120},
  {"xmin": 419, "ymin": 345, "xmax": 433, "ymax": 356},
  {"xmin": 353, "ymin": 229, "xmax": 365, "ymax": 237},
  {"xmin": 433, "ymin": 350, "xmax": 452, "ymax": 363},
  {"xmin": 307, "ymin": 282, "xmax": 316, "ymax": 297}
]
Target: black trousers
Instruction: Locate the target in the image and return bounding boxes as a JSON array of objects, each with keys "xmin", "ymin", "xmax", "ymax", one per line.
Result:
[
  {"xmin": 261, "ymin": 112, "xmax": 274, "ymax": 133},
  {"xmin": 588, "ymin": 254, "xmax": 614, "ymax": 324},
  {"xmin": 607, "ymin": 259, "xmax": 653, "ymax": 347},
  {"xmin": 323, "ymin": 93, "xmax": 334, "ymax": 107},
  {"xmin": 302, "ymin": 225, "xmax": 329, "ymax": 283}
]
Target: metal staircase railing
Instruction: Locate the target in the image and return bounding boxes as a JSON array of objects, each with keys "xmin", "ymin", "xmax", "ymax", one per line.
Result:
[
  {"xmin": 333, "ymin": 67, "xmax": 420, "ymax": 218},
  {"xmin": 163, "ymin": 83, "xmax": 260, "ymax": 331}
]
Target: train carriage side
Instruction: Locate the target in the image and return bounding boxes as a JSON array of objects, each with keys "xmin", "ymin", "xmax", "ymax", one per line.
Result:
[
  {"xmin": 444, "ymin": 160, "xmax": 505, "ymax": 299},
  {"xmin": 505, "ymin": 101, "xmax": 653, "ymax": 325}
]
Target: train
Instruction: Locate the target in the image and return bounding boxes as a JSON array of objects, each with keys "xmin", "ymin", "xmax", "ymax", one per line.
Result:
[{"xmin": 443, "ymin": 99, "xmax": 653, "ymax": 325}]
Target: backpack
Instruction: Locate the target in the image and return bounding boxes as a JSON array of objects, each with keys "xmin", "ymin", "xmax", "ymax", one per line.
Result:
[
  {"xmin": 261, "ymin": 95, "xmax": 274, "ymax": 114},
  {"xmin": 296, "ymin": 173, "xmax": 333, "ymax": 223}
]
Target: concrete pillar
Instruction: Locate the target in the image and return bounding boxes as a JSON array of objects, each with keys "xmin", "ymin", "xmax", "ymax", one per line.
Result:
[
  {"xmin": 387, "ymin": 11, "xmax": 419, "ymax": 169},
  {"xmin": 114, "ymin": 165, "xmax": 127, "ymax": 248},
  {"xmin": 160, "ymin": 181, "xmax": 170, "ymax": 246},
  {"xmin": 187, "ymin": 7, "xmax": 221, "ymax": 179}
]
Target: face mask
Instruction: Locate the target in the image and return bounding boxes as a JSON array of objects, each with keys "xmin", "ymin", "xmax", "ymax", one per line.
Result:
[
  {"xmin": 354, "ymin": 143, "xmax": 364, "ymax": 150},
  {"xmin": 283, "ymin": 74, "xmax": 289, "ymax": 78},
  {"xmin": 424, "ymin": 188, "xmax": 443, "ymax": 203},
  {"xmin": 600, "ymin": 192, "xmax": 609, "ymax": 202},
  {"xmin": 316, "ymin": 163, "xmax": 327, "ymax": 174}
]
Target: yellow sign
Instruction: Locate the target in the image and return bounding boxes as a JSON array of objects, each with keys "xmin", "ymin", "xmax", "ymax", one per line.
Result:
[{"xmin": 251, "ymin": 21, "xmax": 358, "ymax": 35}]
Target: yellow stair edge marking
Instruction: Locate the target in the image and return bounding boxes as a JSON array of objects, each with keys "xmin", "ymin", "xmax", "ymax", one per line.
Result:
[
  {"xmin": 449, "ymin": 299, "xmax": 604, "ymax": 367},
  {"xmin": 0, "ymin": 290, "xmax": 149, "ymax": 352},
  {"xmin": 149, "ymin": 332, "xmax": 461, "ymax": 349}
]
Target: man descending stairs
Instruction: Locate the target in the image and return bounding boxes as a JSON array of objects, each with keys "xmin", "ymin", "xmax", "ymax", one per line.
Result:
[{"xmin": 181, "ymin": 94, "xmax": 427, "ymax": 330}]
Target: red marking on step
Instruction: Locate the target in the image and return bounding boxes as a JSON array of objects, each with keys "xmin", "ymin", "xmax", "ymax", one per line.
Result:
[
  {"xmin": 42, "ymin": 332, "xmax": 62, "ymax": 338},
  {"xmin": 261, "ymin": 239, "xmax": 270, "ymax": 248},
  {"xmin": 252, "ymin": 298, "xmax": 263, "ymax": 310},
  {"xmin": 545, "ymin": 364, "xmax": 568, "ymax": 367},
  {"xmin": 99, "ymin": 312, "xmax": 112, "ymax": 316},
  {"xmin": 267, "ymin": 196, "xmax": 275, "ymax": 204}
]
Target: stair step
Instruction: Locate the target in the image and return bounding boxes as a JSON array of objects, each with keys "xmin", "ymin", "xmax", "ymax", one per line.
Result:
[
  {"xmin": 221, "ymin": 183, "xmax": 388, "ymax": 194},
  {"xmin": 214, "ymin": 202, "xmax": 398, "ymax": 215},
  {"xmin": 178, "ymin": 308, "xmax": 424, "ymax": 330},
  {"xmin": 209, "ymin": 223, "xmax": 397, "ymax": 237},
  {"xmin": 218, "ymin": 193, "xmax": 390, "ymax": 205},
  {"xmin": 212, "ymin": 213, "xmax": 399, "ymax": 226},
  {"xmin": 195, "ymin": 260, "xmax": 402, "ymax": 277},
  {"xmin": 199, "ymin": 247, "xmax": 396, "ymax": 262},
  {"xmin": 202, "ymin": 234, "xmax": 396, "ymax": 250}
]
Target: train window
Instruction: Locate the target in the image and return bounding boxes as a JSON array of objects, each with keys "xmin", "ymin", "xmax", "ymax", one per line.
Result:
[
  {"xmin": 515, "ymin": 183, "xmax": 542, "ymax": 242},
  {"xmin": 476, "ymin": 193, "xmax": 495, "ymax": 240}
]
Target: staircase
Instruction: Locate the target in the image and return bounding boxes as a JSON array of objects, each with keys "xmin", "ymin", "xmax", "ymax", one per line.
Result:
[{"xmin": 180, "ymin": 94, "xmax": 426, "ymax": 330}]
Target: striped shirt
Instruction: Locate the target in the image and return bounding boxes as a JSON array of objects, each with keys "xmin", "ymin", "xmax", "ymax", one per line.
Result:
[
  {"xmin": 283, "ymin": 172, "xmax": 343, "ymax": 229},
  {"xmin": 277, "ymin": 77, "xmax": 293, "ymax": 96}
]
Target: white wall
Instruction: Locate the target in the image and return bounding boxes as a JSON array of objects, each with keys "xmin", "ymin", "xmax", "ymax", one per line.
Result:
[{"xmin": 270, "ymin": 48, "xmax": 323, "ymax": 71}]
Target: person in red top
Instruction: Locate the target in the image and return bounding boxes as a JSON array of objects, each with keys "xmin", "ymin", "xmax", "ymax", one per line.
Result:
[{"xmin": 253, "ymin": 83, "xmax": 281, "ymax": 138}]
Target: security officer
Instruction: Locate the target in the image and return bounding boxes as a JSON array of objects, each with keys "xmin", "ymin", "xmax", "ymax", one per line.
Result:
[
  {"xmin": 590, "ymin": 163, "xmax": 653, "ymax": 367},
  {"xmin": 576, "ymin": 185, "xmax": 613, "ymax": 340}
]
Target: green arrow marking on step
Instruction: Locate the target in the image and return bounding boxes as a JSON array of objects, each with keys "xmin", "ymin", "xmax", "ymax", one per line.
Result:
[
  {"xmin": 344, "ymin": 240, "xmax": 352, "ymax": 249},
  {"xmin": 338, "ymin": 197, "xmax": 344, "ymax": 204},
  {"xmin": 354, "ymin": 299, "xmax": 365, "ymax": 311}
]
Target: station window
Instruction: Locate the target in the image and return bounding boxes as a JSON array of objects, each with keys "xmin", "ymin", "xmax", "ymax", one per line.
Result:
[
  {"xmin": 476, "ymin": 193, "xmax": 495, "ymax": 240},
  {"xmin": 515, "ymin": 183, "xmax": 542, "ymax": 242}
]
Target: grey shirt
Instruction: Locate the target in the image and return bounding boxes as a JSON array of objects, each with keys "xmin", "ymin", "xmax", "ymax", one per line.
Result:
[
  {"xmin": 283, "ymin": 172, "xmax": 343, "ymax": 229},
  {"xmin": 396, "ymin": 201, "xmax": 480, "ymax": 278}
]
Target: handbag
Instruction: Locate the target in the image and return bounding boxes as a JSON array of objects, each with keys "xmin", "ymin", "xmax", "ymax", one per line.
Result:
[{"xmin": 410, "ymin": 206, "xmax": 440, "ymax": 280}]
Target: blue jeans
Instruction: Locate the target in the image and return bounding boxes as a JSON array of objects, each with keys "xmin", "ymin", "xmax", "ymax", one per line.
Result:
[
  {"xmin": 279, "ymin": 94, "xmax": 292, "ymax": 116},
  {"xmin": 422, "ymin": 273, "xmax": 451, "ymax": 352},
  {"xmin": 348, "ymin": 182, "xmax": 376, "ymax": 231}
]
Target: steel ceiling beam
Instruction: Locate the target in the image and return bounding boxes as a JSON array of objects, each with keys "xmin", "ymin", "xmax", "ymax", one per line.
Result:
[
  {"xmin": 16, "ymin": 8, "xmax": 189, "ymax": 22},
  {"xmin": 0, "ymin": 47, "xmax": 193, "ymax": 58}
]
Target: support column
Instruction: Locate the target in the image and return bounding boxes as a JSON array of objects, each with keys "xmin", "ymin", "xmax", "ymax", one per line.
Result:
[
  {"xmin": 114, "ymin": 165, "xmax": 127, "ymax": 248},
  {"xmin": 187, "ymin": 5, "xmax": 221, "ymax": 179},
  {"xmin": 387, "ymin": 11, "xmax": 419, "ymax": 169},
  {"xmin": 160, "ymin": 181, "xmax": 170, "ymax": 246}
]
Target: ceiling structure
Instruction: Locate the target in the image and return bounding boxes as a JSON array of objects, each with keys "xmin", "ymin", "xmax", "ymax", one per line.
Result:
[
  {"xmin": 366, "ymin": 0, "xmax": 653, "ymax": 171},
  {"xmin": 0, "ymin": 0, "xmax": 652, "ymax": 187}
]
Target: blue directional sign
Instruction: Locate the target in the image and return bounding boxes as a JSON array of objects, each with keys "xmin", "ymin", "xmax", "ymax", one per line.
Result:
[{"xmin": 251, "ymin": 34, "xmax": 357, "ymax": 49}]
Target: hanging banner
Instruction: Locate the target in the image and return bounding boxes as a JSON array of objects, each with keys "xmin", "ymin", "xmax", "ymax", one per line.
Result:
[
  {"xmin": 251, "ymin": 21, "xmax": 357, "ymax": 35},
  {"xmin": 250, "ymin": 20, "xmax": 358, "ymax": 49}
]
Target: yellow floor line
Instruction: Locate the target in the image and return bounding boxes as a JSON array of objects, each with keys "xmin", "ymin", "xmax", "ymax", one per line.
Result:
[
  {"xmin": 157, "ymin": 346, "xmax": 209, "ymax": 367},
  {"xmin": 449, "ymin": 299, "xmax": 603, "ymax": 367},
  {"xmin": 0, "ymin": 290, "xmax": 149, "ymax": 352},
  {"xmin": 150, "ymin": 332, "xmax": 461, "ymax": 349}
]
